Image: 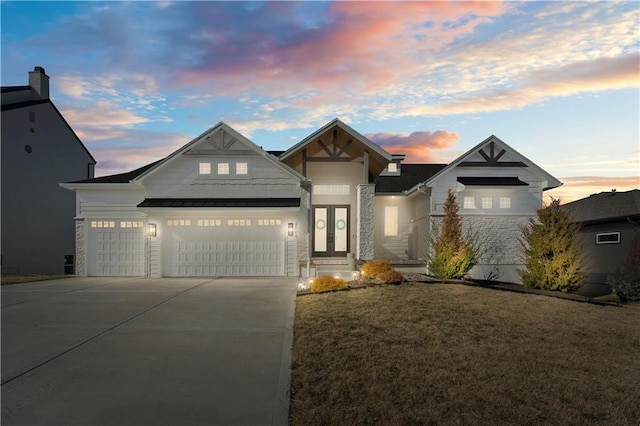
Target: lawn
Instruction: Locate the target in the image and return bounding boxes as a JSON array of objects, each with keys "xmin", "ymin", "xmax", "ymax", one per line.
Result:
[{"xmin": 290, "ymin": 283, "xmax": 640, "ymax": 425}]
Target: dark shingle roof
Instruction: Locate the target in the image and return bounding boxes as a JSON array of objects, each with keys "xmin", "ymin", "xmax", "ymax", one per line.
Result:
[
  {"xmin": 138, "ymin": 198, "xmax": 300, "ymax": 208},
  {"xmin": 374, "ymin": 164, "xmax": 447, "ymax": 193},
  {"xmin": 457, "ymin": 177, "xmax": 528, "ymax": 186},
  {"xmin": 1, "ymin": 85, "xmax": 31, "ymax": 93},
  {"xmin": 1, "ymin": 99, "xmax": 49, "ymax": 112},
  {"xmin": 70, "ymin": 160, "xmax": 162, "ymax": 183},
  {"xmin": 560, "ymin": 190, "xmax": 640, "ymax": 224}
]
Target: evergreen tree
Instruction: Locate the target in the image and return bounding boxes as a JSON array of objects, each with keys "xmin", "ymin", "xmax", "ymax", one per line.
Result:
[
  {"xmin": 519, "ymin": 198, "xmax": 586, "ymax": 292},
  {"xmin": 427, "ymin": 189, "xmax": 480, "ymax": 279}
]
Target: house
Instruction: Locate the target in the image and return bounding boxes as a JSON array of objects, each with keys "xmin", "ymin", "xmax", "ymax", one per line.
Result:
[
  {"xmin": 1, "ymin": 67, "xmax": 96, "ymax": 275},
  {"xmin": 61, "ymin": 119, "xmax": 561, "ymax": 283},
  {"xmin": 561, "ymin": 190, "xmax": 640, "ymax": 294}
]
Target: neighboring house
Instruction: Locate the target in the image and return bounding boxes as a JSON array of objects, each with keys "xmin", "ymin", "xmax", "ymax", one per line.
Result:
[
  {"xmin": 1, "ymin": 67, "xmax": 96, "ymax": 275},
  {"xmin": 561, "ymin": 190, "xmax": 640, "ymax": 290},
  {"xmin": 62, "ymin": 119, "xmax": 560, "ymax": 283}
]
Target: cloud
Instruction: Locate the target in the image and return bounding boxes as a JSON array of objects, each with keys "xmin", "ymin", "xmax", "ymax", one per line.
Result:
[
  {"xmin": 60, "ymin": 101, "xmax": 150, "ymax": 132},
  {"xmin": 367, "ymin": 130, "xmax": 460, "ymax": 163}
]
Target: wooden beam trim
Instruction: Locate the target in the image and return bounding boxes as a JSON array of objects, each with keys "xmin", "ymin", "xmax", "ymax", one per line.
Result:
[{"xmin": 317, "ymin": 139, "xmax": 333, "ymax": 157}]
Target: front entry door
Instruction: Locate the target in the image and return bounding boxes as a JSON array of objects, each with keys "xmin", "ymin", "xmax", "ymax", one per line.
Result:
[{"xmin": 313, "ymin": 206, "xmax": 349, "ymax": 257}]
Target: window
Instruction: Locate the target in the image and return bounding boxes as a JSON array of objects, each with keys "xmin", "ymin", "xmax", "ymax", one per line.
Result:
[
  {"xmin": 257, "ymin": 219, "xmax": 282, "ymax": 226},
  {"xmin": 167, "ymin": 219, "xmax": 192, "ymax": 227},
  {"xmin": 384, "ymin": 206, "xmax": 398, "ymax": 236},
  {"xmin": 199, "ymin": 162, "xmax": 211, "ymax": 175},
  {"xmin": 236, "ymin": 162, "xmax": 248, "ymax": 175},
  {"xmin": 313, "ymin": 185, "xmax": 350, "ymax": 195},
  {"xmin": 91, "ymin": 221, "xmax": 115, "ymax": 228},
  {"xmin": 120, "ymin": 221, "xmax": 144, "ymax": 228},
  {"xmin": 481, "ymin": 197, "xmax": 493, "ymax": 209},
  {"xmin": 499, "ymin": 197, "xmax": 511, "ymax": 209},
  {"xmin": 596, "ymin": 232, "xmax": 620, "ymax": 244},
  {"xmin": 227, "ymin": 219, "xmax": 252, "ymax": 227},
  {"xmin": 463, "ymin": 197, "xmax": 476, "ymax": 209},
  {"xmin": 197, "ymin": 219, "xmax": 221, "ymax": 227},
  {"xmin": 388, "ymin": 163, "xmax": 397, "ymax": 172},
  {"xmin": 218, "ymin": 163, "xmax": 229, "ymax": 175}
]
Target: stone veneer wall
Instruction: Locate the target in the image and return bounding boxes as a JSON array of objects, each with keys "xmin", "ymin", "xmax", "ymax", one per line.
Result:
[
  {"xmin": 431, "ymin": 214, "xmax": 533, "ymax": 284},
  {"xmin": 75, "ymin": 218, "xmax": 86, "ymax": 276},
  {"xmin": 297, "ymin": 188, "xmax": 311, "ymax": 266},
  {"xmin": 357, "ymin": 184, "xmax": 375, "ymax": 260}
]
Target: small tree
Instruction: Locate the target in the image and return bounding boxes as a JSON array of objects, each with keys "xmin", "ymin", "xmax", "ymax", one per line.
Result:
[
  {"xmin": 426, "ymin": 189, "xmax": 480, "ymax": 279},
  {"xmin": 519, "ymin": 198, "xmax": 586, "ymax": 292}
]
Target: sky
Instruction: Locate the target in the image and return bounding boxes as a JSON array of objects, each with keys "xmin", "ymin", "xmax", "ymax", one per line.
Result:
[{"xmin": 2, "ymin": 1, "xmax": 638, "ymax": 203}]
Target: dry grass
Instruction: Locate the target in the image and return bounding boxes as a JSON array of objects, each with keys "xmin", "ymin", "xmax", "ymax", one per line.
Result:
[
  {"xmin": 0, "ymin": 274, "xmax": 72, "ymax": 285},
  {"xmin": 290, "ymin": 284, "xmax": 640, "ymax": 425}
]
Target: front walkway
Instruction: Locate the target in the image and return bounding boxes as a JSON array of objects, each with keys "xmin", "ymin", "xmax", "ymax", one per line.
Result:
[{"xmin": 1, "ymin": 276, "xmax": 297, "ymax": 425}]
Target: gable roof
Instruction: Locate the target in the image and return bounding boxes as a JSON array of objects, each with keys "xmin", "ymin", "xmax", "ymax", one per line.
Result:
[
  {"xmin": 1, "ymin": 96, "xmax": 97, "ymax": 165},
  {"xmin": 132, "ymin": 121, "xmax": 308, "ymax": 184},
  {"xmin": 69, "ymin": 160, "xmax": 162, "ymax": 183},
  {"xmin": 406, "ymin": 135, "xmax": 561, "ymax": 194},
  {"xmin": 374, "ymin": 164, "xmax": 447, "ymax": 194},
  {"xmin": 560, "ymin": 189, "xmax": 640, "ymax": 224},
  {"xmin": 279, "ymin": 118, "xmax": 392, "ymax": 179}
]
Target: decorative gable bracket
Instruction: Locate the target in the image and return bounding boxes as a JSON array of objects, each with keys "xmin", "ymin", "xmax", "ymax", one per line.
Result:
[{"xmin": 458, "ymin": 142, "xmax": 527, "ymax": 167}]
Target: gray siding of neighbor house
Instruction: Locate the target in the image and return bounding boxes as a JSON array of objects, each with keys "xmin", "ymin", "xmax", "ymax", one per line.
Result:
[
  {"xmin": 1, "ymin": 102, "xmax": 94, "ymax": 274},
  {"xmin": 577, "ymin": 221, "xmax": 640, "ymax": 283}
]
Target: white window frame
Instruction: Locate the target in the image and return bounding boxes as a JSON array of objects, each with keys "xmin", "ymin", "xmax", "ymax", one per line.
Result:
[
  {"xmin": 236, "ymin": 162, "xmax": 248, "ymax": 175},
  {"xmin": 388, "ymin": 163, "xmax": 398, "ymax": 172},
  {"xmin": 313, "ymin": 184, "xmax": 350, "ymax": 195},
  {"xmin": 199, "ymin": 162, "xmax": 211, "ymax": 175},
  {"xmin": 227, "ymin": 219, "xmax": 252, "ymax": 227},
  {"xmin": 167, "ymin": 219, "xmax": 192, "ymax": 227},
  {"xmin": 499, "ymin": 197, "xmax": 511, "ymax": 209},
  {"xmin": 91, "ymin": 221, "xmax": 115, "ymax": 228},
  {"xmin": 257, "ymin": 219, "xmax": 282, "ymax": 226},
  {"xmin": 217, "ymin": 163, "xmax": 229, "ymax": 175},
  {"xmin": 463, "ymin": 196, "xmax": 476, "ymax": 209},
  {"xmin": 384, "ymin": 206, "xmax": 399, "ymax": 237},
  {"xmin": 596, "ymin": 232, "xmax": 620, "ymax": 245},
  {"xmin": 481, "ymin": 197, "xmax": 493, "ymax": 209}
]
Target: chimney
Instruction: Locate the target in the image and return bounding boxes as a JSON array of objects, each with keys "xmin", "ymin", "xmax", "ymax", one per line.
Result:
[{"xmin": 28, "ymin": 66, "xmax": 49, "ymax": 99}]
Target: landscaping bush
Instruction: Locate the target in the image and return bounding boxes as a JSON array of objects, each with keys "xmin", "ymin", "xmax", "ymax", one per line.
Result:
[
  {"xmin": 311, "ymin": 276, "xmax": 348, "ymax": 292},
  {"xmin": 361, "ymin": 260, "xmax": 391, "ymax": 279},
  {"xmin": 519, "ymin": 198, "xmax": 586, "ymax": 292},
  {"xmin": 426, "ymin": 190, "xmax": 481, "ymax": 279},
  {"xmin": 377, "ymin": 269, "xmax": 404, "ymax": 284}
]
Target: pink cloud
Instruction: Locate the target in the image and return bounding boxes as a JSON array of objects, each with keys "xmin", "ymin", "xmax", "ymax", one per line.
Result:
[
  {"xmin": 367, "ymin": 130, "xmax": 460, "ymax": 163},
  {"xmin": 546, "ymin": 175, "xmax": 640, "ymax": 203}
]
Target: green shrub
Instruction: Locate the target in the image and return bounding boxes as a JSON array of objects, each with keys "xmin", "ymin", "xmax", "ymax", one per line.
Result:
[
  {"xmin": 426, "ymin": 190, "xmax": 481, "ymax": 280},
  {"xmin": 378, "ymin": 269, "xmax": 404, "ymax": 284},
  {"xmin": 519, "ymin": 198, "xmax": 586, "ymax": 292},
  {"xmin": 361, "ymin": 260, "xmax": 391, "ymax": 279},
  {"xmin": 311, "ymin": 276, "xmax": 348, "ymax": 292}
]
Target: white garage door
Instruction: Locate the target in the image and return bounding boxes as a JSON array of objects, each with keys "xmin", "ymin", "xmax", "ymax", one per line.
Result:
[
  {"xmin": 164, "ymin": 218, "xmax": 285, "ymax": 277},
  {"xmin": 89, "ymin": 220, "xmax": 145, "ymax": 276}
]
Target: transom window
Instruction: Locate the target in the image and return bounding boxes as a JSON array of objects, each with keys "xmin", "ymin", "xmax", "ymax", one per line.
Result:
[
  {"xmin": 120, "ymin": 221, "xmax": 144, "ymax": 228},
  {"xmin": 481, "ymin": 197, "xmax": 493, "ymax": 209},
  {"xmin": 463, "ymin": 197, "xmax": 476, "ymax": 209},
  {"xmin": 313, "ymin": 184, "xmax": 350, "ymax": 195},
  {"xmin": 596, "ymin": 232, "xmax": 620, "ymax": 244},
  {"xmin": 384, "ymin": 206, "xmax": 399, "ymax": 236},
  {"xmin": 236, "ymin": 162, "xmax": 248, "ymax": 175},
  {"xmin": 167, "ymin": 219, "xmax": 192, "ymax": 227},
  {"xmin": 91, "ymin": 221, "xmax": 115, "ymax": 228},
  {"xmin": 218, "ymin": 163, "xmax": 229, "ymax": 175},
  {"xmin": 197, "ymin": 219, "xmax": 221, "ymax": 227},
  {"xmin": 227, "ymin": 219, "xmax": 251, "ymax": 227},
  {"xmin": 499, "ymin": 197, "xmax": 511, "ymax": 209},
  {"xmin": 199, "ymin": 162, "xmax": 211, "ymax": 175},
  {"xmin": 258, "ymin": 219, "xmax": 282, "ymax": 226}
]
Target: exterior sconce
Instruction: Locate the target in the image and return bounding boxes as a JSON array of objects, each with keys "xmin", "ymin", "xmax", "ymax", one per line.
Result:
[
  {"xmin": 149, "ymin": 223, "xmax": 157, "ymax": 237},
  {"xmin": 288, "ymin": 223, "xmax": 294, "ymax": 237}
]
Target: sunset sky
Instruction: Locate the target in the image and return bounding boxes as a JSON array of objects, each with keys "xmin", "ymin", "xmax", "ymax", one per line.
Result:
[{"xmin": 2, "ymin": 1, "xmax": 638, "ymax": 203}]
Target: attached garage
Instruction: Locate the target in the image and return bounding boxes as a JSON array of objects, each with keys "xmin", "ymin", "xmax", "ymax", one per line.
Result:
[
  {"xmin": 87, "ymin": 220, "xmax": 145, "ymax": 276},
  {"xmin": 161, "ymin": 217, "xmax": 286, "ymax": 277}
]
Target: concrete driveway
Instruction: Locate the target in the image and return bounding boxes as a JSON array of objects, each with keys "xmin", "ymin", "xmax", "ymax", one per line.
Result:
[{"xmin": 1, "ymin": 276, "xmax": 297, "ymax": 426}]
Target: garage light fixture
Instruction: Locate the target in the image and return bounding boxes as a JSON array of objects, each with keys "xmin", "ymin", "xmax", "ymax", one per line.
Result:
[
  {"xmin": 288, "ymin": 223, "xmax": 294, "ymax": 237},
  {"xmin": 149, "ymin": 223, "xmax": 157, "ymax": 237}
]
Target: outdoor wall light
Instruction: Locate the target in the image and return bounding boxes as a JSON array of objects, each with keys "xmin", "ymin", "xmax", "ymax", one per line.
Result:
[
  {"xmin": 149, "ymin": 223, "xmax": 157, "ymax": 237},
  {"xmin": 288, "ymin": 223, "xmax": 294, "ymax": 237}
]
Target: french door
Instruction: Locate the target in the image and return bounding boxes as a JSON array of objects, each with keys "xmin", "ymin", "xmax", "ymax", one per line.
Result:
[{"xmin": 313, "ymin": 205, "xmax": 349, "ymax": 257}]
